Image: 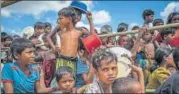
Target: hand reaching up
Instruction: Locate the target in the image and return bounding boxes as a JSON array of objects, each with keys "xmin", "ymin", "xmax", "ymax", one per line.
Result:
[{"xmin": 86, "ymin": 12, "xmax": 92, "ymax": 21}]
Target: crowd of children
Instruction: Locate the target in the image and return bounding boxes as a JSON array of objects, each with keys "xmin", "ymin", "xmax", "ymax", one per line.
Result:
[{"xmin": 1, "ymin": 1, "xmax": 179, "ymax": 93}]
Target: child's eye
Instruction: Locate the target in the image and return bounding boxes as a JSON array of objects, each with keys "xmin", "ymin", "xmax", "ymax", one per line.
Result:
[
  {"xmin": 112, "ymin": 67, "xmax": 117, "ymax": 71},
  {"xmin": 102, "ymin": 68, "xmax": 108, "ymax": 72}
]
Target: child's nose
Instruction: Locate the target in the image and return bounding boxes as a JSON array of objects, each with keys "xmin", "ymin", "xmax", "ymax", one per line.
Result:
[
  {"xmin": 31, "ymin": 53, "xmax": 35, "ymax": 58},
  {"xmin": 66, "ymin": 81, "xmax": 70, "ymax": 86}
]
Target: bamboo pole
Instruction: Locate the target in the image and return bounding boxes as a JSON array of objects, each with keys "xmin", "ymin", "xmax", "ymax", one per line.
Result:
[
  {"xmin": 1, "ymin": 0, "xmax": 22, "ymax": 8},
  {"xmin": 99, "ymin": 23, "xmax": 179, "ymax": 37}
]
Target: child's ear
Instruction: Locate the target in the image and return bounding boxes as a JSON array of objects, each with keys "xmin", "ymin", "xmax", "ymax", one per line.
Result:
[
  {"xmin": 68, "ymin": 17, "xmax": 72, "ymax": 22},
  {"xmin": 13, "ymin": 51, "xmax": 19, "ymax": 60}
]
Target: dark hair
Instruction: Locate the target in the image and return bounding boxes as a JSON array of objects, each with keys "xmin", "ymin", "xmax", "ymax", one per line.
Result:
[
  {"xmin": 160, "ymin": 28, "xmax": 174, "ymax": 40},
  {"xmin": 167, "ymin": 12, "xmax": 179, "ymax": 24},
  {"xmin": 44, "ymin": 22, "xmax": 52, "ymax": 28},
  {"xmin": 13, "ymin": 35, "xmax": 21, "ymax": 40},
  {"xmin": 153, "ymin": 18, "xmax": 164, "ymax": 26},
  {"xmin": 58, "ymin": 7, "xmax": 77, "ymax": 25},
  {"xmin": 10, "ymin": 38, "xmax": 35, "ymax": 60},
  {"xmin": 132, "ymin": 26, "xmax": 139, "ymax": 30},
  {"xmin": 173, "ymin": 48, "xmax": 179, "ymax": 70},
  {"xmin": 100, "ymin": 25, "xmax": 113, "ymax": 33},
  {"xmin": 112, "ymin": 77, "xmax": 139, "ymax": 93},
  {"xmin": 92, "ymin": 50, "xmax": 117, "ymax": 70},
  {"xmin": 55, "ymin": 66, "xmax": 75, "ymax": 82},
  {"xmin": 155, "ymin": 48, "xmax": 173, "ymax": 65},
  {"xmin": 142, "ymin": 9, "xmax": 154, "ymax": 20},
  {"xmin": 4, "ymin": 35, "xmax": 13, "ymax": 41},
  {"xmin": 73, "ymin": 8, "xmax": 82, "ymax": 19},
  {"xmin": 150, "ymin": 62, "xmax": 158, "ymax": 73},
  {"xmin": 1, "ymin": 32, "xmax": 8, "ymax": 42},
  {"xmin": 117, "ymin": 23, "xmax": 128, "ymax": 32},
  {"xmin": 34, "ymin": 22, "xmax": 45, "ymax": 29}
]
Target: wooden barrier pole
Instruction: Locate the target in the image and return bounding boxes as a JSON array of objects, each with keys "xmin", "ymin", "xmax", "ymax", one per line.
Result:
[
  {"xmin": 99, "ymin": 23, "xmax": 179, "ymax": 38},
  {"xmin": 1, "ymin": 0, "xmax": 22, "ymax": 8}
]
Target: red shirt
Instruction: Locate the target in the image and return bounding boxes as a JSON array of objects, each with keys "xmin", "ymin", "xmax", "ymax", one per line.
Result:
[
  {"xmin": 154, "ymin": 32, "xmax": 162, "ymax": 42},
  {"xmin": 169, "ymin": 36, "xmax": 179, "ymax": 47}
]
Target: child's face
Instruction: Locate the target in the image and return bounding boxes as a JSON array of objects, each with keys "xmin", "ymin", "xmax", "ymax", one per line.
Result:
[
  {"xmin": 145, "ymin": 15, "xmax": 154, "ymax": 22},
  {"xmin": 97, "ymin": 59, "xmax": 118, "ymax": 85},
  {"xmin": 35, "ymin": 28, "xmax": 44, "ymax": 36},
  {"xmin": 119, "ymin": 35, "xmax": 129, "ymax": 46},
  {"xmin": 171, "ymin": 15, "xmax": 179, "ymax": 23},
  {"xmin": 58, "ymin": 73, "xmax": 75, "ymax": 93},
  {"xmin": 58, "ymin": 15, "xmax": 71, "ymax": 30},
  {"xmin": 17, "ymin": 47, "xmax": 35, "ymax": 64},
  {"xmin": 165, "ymin": 54, "xmax": 175, "ymax": 67},
  {"xmin": 108, "ymin": 37, "xmax": 115, "ymax": 45},
  {"xmin": 101, "ymin": 37, "xmax": 108, "ymax": 45},
  {"xmin": 143, "ymin": 31, "xmax": 152, "ymax": 42},
  {"xmin": 45, "ymin": 26, "xmax": 51, "ymax": 33},
  {"xmin": 4, "ymin": 38, "xmax": 12, "ymax": 47}
]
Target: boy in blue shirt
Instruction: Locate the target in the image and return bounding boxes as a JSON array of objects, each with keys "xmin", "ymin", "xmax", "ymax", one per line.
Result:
[{"xmin": 2, "ymin": 38, "xmax": 55, "ymax": 93}]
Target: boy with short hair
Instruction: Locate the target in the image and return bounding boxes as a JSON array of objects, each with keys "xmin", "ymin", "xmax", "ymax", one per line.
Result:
[
  {"xmin": 84, "ymin": 50, "xmax": 118, "ymax": 93},
  {"xmin": 33, "ymin": 22, "xmax": 45, "ymax": 37},
  {"xmin": 56, "ymin": 7, "xmax": 95, "ymax": 72},
  {"xmin": 142, "ymin": 9, "xmax": 154, "ymax": 28},
  {"xmin": 44, "ymin": 22, "xmax": 52, "ymax": 33},
  {"xmin": 53, "ymin": 66, "xmax": 77, "ymax": 93},
  {"xmin": 160, "ymin": 28, "xmax": 175, "ymax": 48},
  {"xmin": 2, "ymin": 38, "xmax": 54, "ymax": 93}
]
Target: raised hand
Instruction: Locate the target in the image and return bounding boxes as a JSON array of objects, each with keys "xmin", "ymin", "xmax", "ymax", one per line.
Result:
[
  {"xmin": 138, "ymin": 27, "xmax": 147, "ymax": 38},
  {"xmin": 86, "ymin": 12, "xmax": 92, "ymax": 21}
]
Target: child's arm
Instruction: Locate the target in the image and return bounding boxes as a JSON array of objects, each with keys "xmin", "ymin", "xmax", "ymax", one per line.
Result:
[
  {"xmin": 154, "ymin": 41, "xmax": 160, "ymax": 48},
  {"xmin": 86, "ymin": 12, "xmax": 96, "ymax": 34},
  {"xmin": 47, "ymin": 25, "xmax": 60, "ymax": 52},
  {"xmin": 77, "ymin": 85, "xmax": 89, "ymax": 93},
  {"xmin": 131, "ymin": 27, "xmax": 147, "ymax": 60},
  {"xmin": 35, "ymin": 67, "xmax": 56, "ymax": 93},
  {"xmin": 3, "ymin": 83, "xmax": 13, "ymax": 93},
  {"xmin": 129, "ymin": 64, "xmax": 145, "ymax": 93},
  {"xmin": 82, "ymin": 63, "xmax": 95, "ymax": 84}
]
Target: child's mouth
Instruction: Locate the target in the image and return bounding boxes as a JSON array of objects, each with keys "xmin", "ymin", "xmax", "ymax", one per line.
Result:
[{"xmin": 108, "ymin": 77, "xmax": 115, "ymax": 81}]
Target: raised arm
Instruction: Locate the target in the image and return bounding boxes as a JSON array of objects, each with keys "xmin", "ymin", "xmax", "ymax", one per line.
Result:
[
  {"xmin": 86, "ymin": 12, "xmax": 96, "ymax": 34},
  {"xmin": 129, "ymin": 64, "xmax": 145, "ymax": 93},
  {"xmin": 82, "ymin": 62, "xmax": 95, "ymax": 84},
  {"xmin": 131, "ymin": 27, "xmax": 147, "ymax": 60},
  {"xmin": 35, "ymin": 67, "xmax": 56, "ymax": 93}
]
